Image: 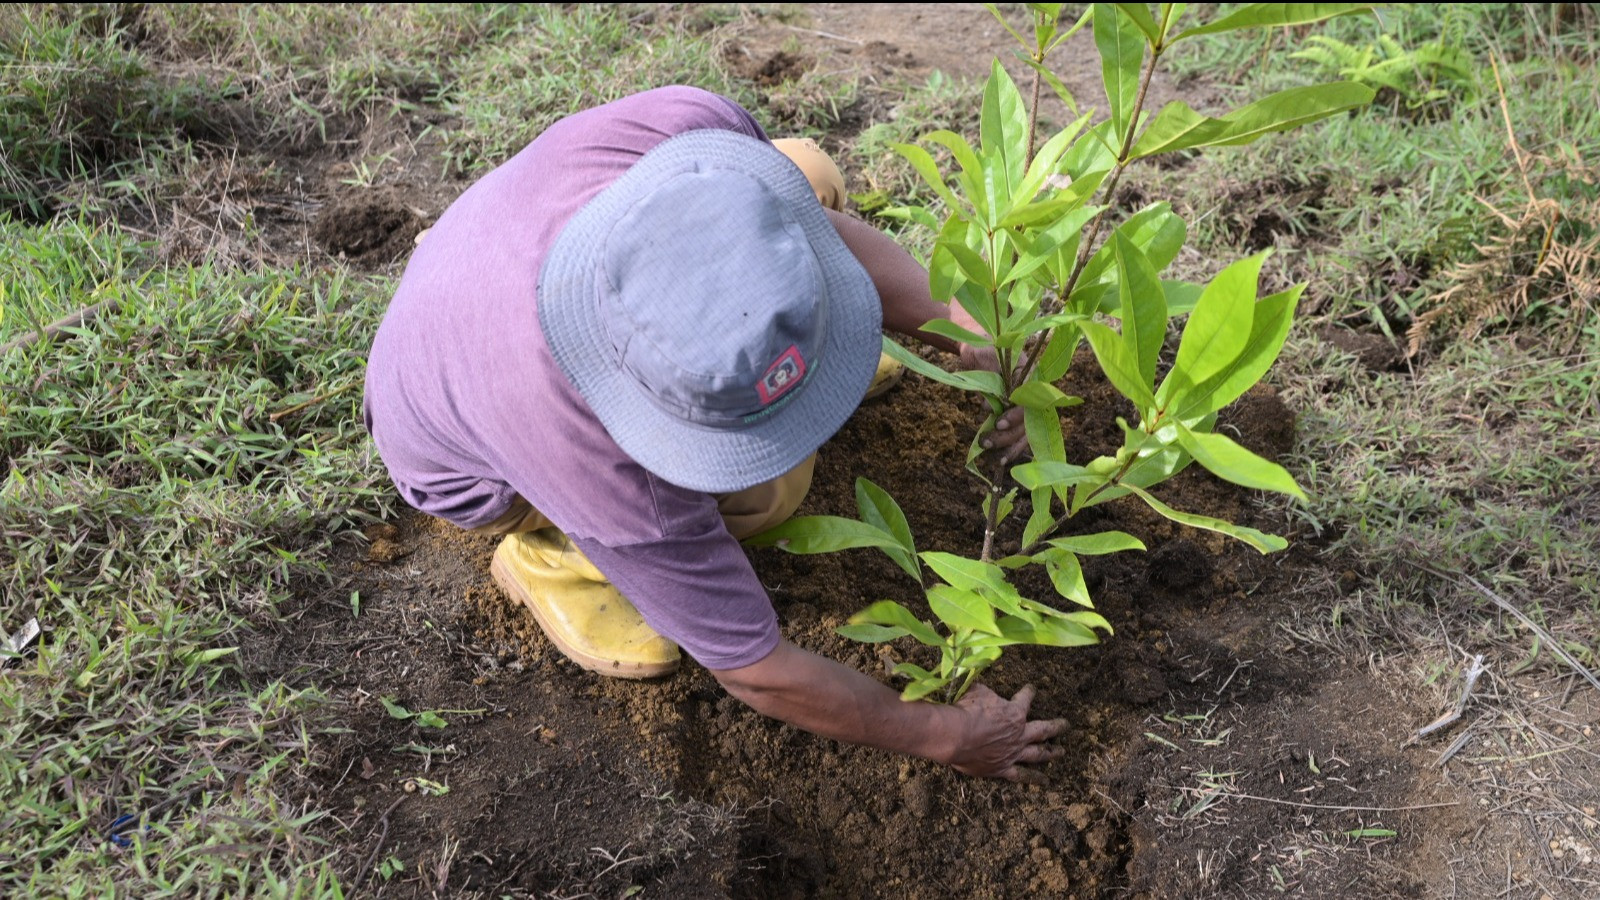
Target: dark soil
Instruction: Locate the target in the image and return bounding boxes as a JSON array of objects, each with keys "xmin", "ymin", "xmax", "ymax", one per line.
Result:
[
  {"xmin": 312, "ymin": 186, "xmax": 429, "ymax": 266},
  {"xmin": 250, "ymin": 350, "xmax": 1473, "ymax": 897}
]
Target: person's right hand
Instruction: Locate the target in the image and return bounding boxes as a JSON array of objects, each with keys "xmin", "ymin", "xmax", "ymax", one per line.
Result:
[{"xmin": 943, "ymin": 683, "xmax": 1067, "ymax": 783}]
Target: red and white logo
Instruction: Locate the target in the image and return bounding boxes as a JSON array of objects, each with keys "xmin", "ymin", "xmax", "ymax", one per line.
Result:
[{"xmin": 756, "ymin": 345, "xmax": 807, "ymax": 405}]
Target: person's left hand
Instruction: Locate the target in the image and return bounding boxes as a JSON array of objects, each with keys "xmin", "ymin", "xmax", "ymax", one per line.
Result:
[{"xmin": 960, "ymin": 343, "xmax": 1029, "ymax": 464}]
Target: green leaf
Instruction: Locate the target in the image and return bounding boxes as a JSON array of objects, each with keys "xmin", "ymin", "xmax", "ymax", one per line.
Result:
[
  {"xmin": 1080, "ymin": 320, "xmax": 1155, "ymax": 408},
  {"xmin": 1162, "ymin": 278, "xmax": 1204, "ymax": 316},
  {"xmin": 1047, "ymin": 531, "xmax": 1147, "ymax": 555},
  {"xmin": 899, "ymin": 672, "xmax": 945, "ymax": 702},
  {"xmin": 184, "ymin": 647, "xmax": 238, "ymax": 665},
  {"xmin": 1175, "ymin": 425, "xmax": 1306, "ymax": 500},
  {"xmin": 855, "ymin": 478, "xmax": 916, "ymax": 553},
  {"xmin": 921, "ymin": 552, "xmax": 1028, "ymax": 618},
  {"xmin": 1011, "ymin": 380, "xmax": 1080, "ymax": 410},
  {"xmin": 837, "ymin": 623, "xmax": 910, "ymax": 643},
  {"xmin": 854, "ymin": 477, "xmax": 921, "ymax": 580},
  {"xmin": 1036, "ymin": 322, "xmax": 1079, "ymax": 382},
  {"xmin": 381, "ymin": 698, "xmax": 413, "ymax": 720},
  {"xmin": 880, "ymin": 337, "xmax": 1007, "ymax": 399},
  {"xmin": 415, "ymin": 711, "xmax": 448, "ymax": 729},
  {"xmin": 1023, "ymin": 487, "xmax": 1057, "ymax": 548},
  {"xmin": 850, "ymin": 600, "xmax": 944, "ymax": 647},
  {"xmin": 1167, "ymin": 251, "xmax": 1268, "ymax": 404},
  {"xmin": 1016, "ymin": 112, "xmax": 1092, "ymax": 202},
  {"xmin": 989, "ymin": 614, "xmax": 1101, "ymax": 647},
  {"xmin": 1130, "ymin": 82, "xmax": 1376, "ymax": 159},
  {"xmin": 939, "ymin": 239, "xmax": 995, "ymax": 292},
  {"xmin": 981, "ymin": 58, "xmax": 1029, "ymax": 205},
  {"xmin": 1112, "ymin": 232, "xmax": 1167, "ymax": 388},
  {"xmin": 743, "ymin": 515, "xmax": 904, "ymax": 555},
  {"xmin": 1093, "ymin": 3, "xmax": 1146, "ymax": 149},
  {"xmin": 1044, "ymin": 550, "xmax": 1091, "ymax": 606},
  {"xmin": 919, "ymin": 317, "xmax": 993, "ymax": 348},
  {"xmin": 1173, "ymin": 3, "xmax": 1376, "ymax": 42},
  {"xmin": 1174, "ymin": 284, "xmax": 1302, "ymax": 418},
  {"xmin": 1012, "ymin": 461, "xmax": 1099, "ymax": 492},
  {"xmin": 926, "ymin": 130, "xmax": 989, "ymax": 223},
  {"xmin": 1114, "ymin": 2, "xmax": 1161, "ymax": 43},
  {"xmin": 928, "ymin": 585, "xmax": 1002, "ymax": 636},
  {"xmin": 893, "ymin": 142, "xmax": 963, "ymax": 210},
  {"xmin": 1020, "ymin": 55, "xmax": 1080, "ymax": 114},
  {"xmin": 1121, "ymin": 483, "xmax": 1288, "ymax": 553},
  {"xmin": 1077, "ymin": 203, "xmax": 1187, "ymax": 310}
]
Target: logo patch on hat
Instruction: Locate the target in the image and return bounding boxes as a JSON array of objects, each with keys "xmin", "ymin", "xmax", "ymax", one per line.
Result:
[{"xmin": 756, "ymin": 345, "xmax": 807, "ymax": 406}]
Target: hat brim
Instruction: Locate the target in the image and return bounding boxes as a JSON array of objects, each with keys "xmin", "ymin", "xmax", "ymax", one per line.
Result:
[{"xmin": 538, "ymin": 129, "xmax": 883, "ymax": 494}]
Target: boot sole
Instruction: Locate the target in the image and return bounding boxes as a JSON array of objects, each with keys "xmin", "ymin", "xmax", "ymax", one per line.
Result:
[{"xmin": 490, "ymin": 553, "xmax": 679, "ymax": 680}]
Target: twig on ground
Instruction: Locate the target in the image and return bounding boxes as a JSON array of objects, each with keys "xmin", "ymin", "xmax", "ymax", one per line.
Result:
[
  {"xmin": 1210, "ymin": 791, "xmax": 1459, "ymax": 813},
  {"xmin": 1414, "ymin": 563, "xmax": 1600, "ymax": 696},
  {"xmin": 781, "ymin": 24, "xmax": 862, "ymax": 45},
  {"xmin": 0, "ymin": 300, "xmax": 118, "ymax": 356},
  {"xmin": 1409, "ymin": 653, "xmax": 1488, "ymax": 745},
  {"xmin": 268, "ymin": 380, "xmax": 360, "ymax": 422},
  {"xmin": 354, "ymin": 795, "xmax": 408, "ymax": 891}
]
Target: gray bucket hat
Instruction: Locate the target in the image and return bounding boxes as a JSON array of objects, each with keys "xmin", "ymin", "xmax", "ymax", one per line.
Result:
[{"xmin": 538, "ymin": 129, "xmax": 882, "ymax": 493}]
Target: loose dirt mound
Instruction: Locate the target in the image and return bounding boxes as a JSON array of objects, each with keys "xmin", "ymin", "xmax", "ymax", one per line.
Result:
[
  {"xmin": 312, "ymin": 187, "xmax": 428, "ymax": 265},
  {"xmin": 252, "ymin": 352, "xmax": 1473, "ymax": 897}
]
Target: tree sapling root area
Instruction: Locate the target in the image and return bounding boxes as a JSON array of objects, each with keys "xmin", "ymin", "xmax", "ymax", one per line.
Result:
[{"xmin": 254, "ymin": 354, "xmax": 1470, "ymax": 897}]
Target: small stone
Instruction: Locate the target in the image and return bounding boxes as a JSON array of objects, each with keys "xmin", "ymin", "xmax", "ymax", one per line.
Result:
[
  {"xmin": 403, "ymin": 780, "xmax": 417, "ymax": 793},
  {"xmin": 1551, "ymin": 849, "xmax": 1564, "ymax": 860},
  {"xmin": 1550, "ymin": 840, "xmax": 1561, "ymax": 850},
  {"xmin": 950, "ymin": 815, "xmax": 959, "ymax": 826}
]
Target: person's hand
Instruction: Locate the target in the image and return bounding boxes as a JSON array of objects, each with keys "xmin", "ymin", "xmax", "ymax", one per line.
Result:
[
  {"xmin": 959, "ymin": 343, "xmax": 1029, "ymax": 463},
  {"xmin": 943, "ymin": 684, "xmax": 1067, "ymax": 783}
]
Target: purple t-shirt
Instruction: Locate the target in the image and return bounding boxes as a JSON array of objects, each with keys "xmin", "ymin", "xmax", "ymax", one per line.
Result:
[{"xmin": 364, "ymin": 87, "xmax": 781, "ymax": 670}]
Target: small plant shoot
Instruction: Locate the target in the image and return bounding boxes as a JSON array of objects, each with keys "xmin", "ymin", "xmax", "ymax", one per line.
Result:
[{"xmin": 748, "ymin": 3, "xmax": 1376, "ymax": 702}]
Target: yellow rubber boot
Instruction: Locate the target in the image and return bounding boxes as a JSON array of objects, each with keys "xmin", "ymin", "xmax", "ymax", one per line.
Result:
[
  {"xmin": 490, "ymin": 530, "xmax": 680, "ymax": 679},
  {"xmin": 863, "ymin": 351, "xmax": 904, "ymax": 400}
]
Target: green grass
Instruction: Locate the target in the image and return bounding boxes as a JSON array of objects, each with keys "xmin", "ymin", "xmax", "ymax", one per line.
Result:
[{"xmin": 1, "ymin": 226, "xmax": 395, "ymax": 895}]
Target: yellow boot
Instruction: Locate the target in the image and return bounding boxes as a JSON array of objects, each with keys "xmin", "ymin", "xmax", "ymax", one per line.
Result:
[
  {"xmin": 863, "ymin": 351, "xmax": 904, "ymax": 400},
  {"xmin": 490, "ymin": 529, "xmax": 680, "ymax": 679}
]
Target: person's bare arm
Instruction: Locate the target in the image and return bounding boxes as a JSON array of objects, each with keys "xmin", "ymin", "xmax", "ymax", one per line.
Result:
[
  {"xmin": 825, "ymin": 207, "xmax": 1027, "ymax": 454},
  {"xmin": 711, "ymin": 639, "xmax": 1066, "ymax": 782}
]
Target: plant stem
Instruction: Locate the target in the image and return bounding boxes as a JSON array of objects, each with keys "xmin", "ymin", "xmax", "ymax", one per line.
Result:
[
  {"xmin": 1026, "ymin": 54, "xmax": 1043, "ymax": 163},
  {"xmin": 1014, "ymin": 455, "xmax": 1139, "ymax": 558},
  {"xmin": 1015, "ymin": 42, "xmax": 1164, "ymax": 384}
]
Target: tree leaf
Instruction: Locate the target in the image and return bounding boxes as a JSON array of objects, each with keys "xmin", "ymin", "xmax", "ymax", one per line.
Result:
[
  {"xmin": 926, "ymin": 130, "xmax": 989, "ymax": 223},
  {"xmin": 1112, "ymin": 231, "xmax": 1167, "ymax": 387},
  {"xmin": 1080, "ymin": 320, "xmax": 1155, "ymax": 408},
  {"xmin": 1093, "ymin": 2, "xmax": 1146, "ymax": 149},
  {"xmin": 928, "ymin": 585, "xmax": 1002, "ymax": 636},
  {"xmin": 1016, "ymin": 112, "xmax": 1091, "ymax": 202},
  {"xmin": 899, "ymin": 674, "xmax": 944, "ymax": 702},
  {"xmin": 1011, "ymin": 381, "xmax": 1080, "ymax": 410},
  {"xmin": 1020, "ymin": 55, "xmax": 1081, "ymax": 114},
  {"xmin": 1167, "ymin": 251, "xmax": 1268, "ymax": 404},
  {"xmin": 919, "ymin": 317, "xmax": 993, "ymax": 347},
  {"xmin": 1036, "ymin": 322, "xmax": 1079, "ymax": 382},
  {"xmin": 854, "ymin": 477, "xmax": 921, "ymax": 580},
  {"xmin": 1012, "ymin": 461, "xmax": 1099, "ymax": 492},
  {"xmin": 1114, "ymin": 2, "xmax": 1161, "ymax": 43},
  {"xmin": 1120, "ymin": 483, "xmax": 1288, "ymax": 553},
  {"xmin": 381, "ymin": 698, "xmax": 413, "ymax": 720},
  {"xmin": 1046, "ymin": 531, "xmax": 1147, "ymax": 554},
  {"xmin": 1044, "ymin": 549, "xmax": 1091, "ymax": 606},
  {"xmin": 849, "ymin": 600, "xmax": 944, "ymax": 646},
  {"xmin": 743, "ymin": 515, "xmax": 903, "ymax": 555},
  {"xmin": 1172, "ymin": 3, "xmax": 1376, "ymax": 42},
  {"xmin": 893, "ymin": 142, "xmax": 963, "ymax": 210},
  {"xmin": 837, "ymin": 623, "xmax": 911, "ymax": 643},
  {"xmin": 880, "ymin": 337, "xmax": 1007, "ymax": 399},
  {"xmin": 1175, "ymin": 424, "xmax": 1307, "ymax": 500},
  {"xmin": 1130, "ymin": 83, "xmax": 1376, "ymax": 159},
  {"xmin": 921, "ymin": 552, "xmax": 1027, "ymax": 618},
  {"xmin": 1023, "ymin": 487, "xmax": 1057, "ymax": 548},
  {"xmin": 1174, "ymin": 284, "xmax": 1302, "ymax": 418},
  {"xmin": 981, "ymin": 58, "xmax": 1029, "ymax": 205}
]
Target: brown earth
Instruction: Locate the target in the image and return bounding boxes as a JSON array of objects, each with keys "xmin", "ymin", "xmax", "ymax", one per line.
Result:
[{"xmin": 250, "ymin": 352, "xmax": 1485, "ymax": 898}]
